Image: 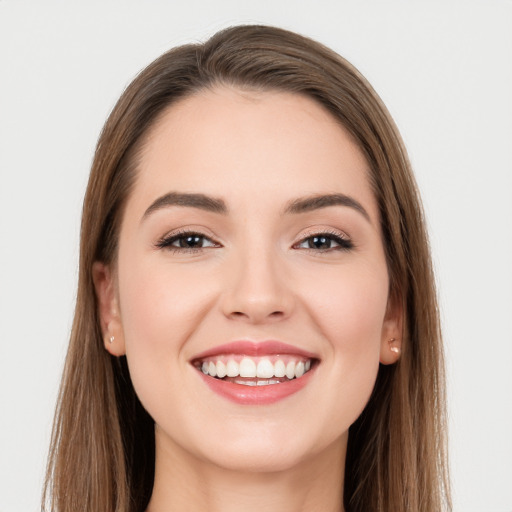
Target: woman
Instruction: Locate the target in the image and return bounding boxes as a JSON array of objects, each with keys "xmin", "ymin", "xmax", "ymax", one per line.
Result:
[{"xmin": 43, "ymin": 25, "xmax": 450, "ymax": 512}]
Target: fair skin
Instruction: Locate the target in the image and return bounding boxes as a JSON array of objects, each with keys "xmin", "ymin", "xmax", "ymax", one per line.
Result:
[{"xmin": 94, "ymin": 87, "xmax": 401, "ymax": 512}]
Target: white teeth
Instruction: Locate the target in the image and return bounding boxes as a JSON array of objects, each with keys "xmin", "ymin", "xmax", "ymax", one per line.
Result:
[
  {"xmin": 199, "ymin": 356, "xmax": 314, "ymax": 381},
  {"xmin": 257, "ymin": 379, "xmax": 281, "ymax": 386},
  {"xmin": 235, "ymin": 379, "xmax": 257, "ymax": 386},
  {"xmin": 274, "ymin": 359, "xmax": 286, "ymax": 377},
  {"xmin": 256, "ymin": 358, "xmax": 274, "ymax": 378},
  {"xmin": 239, "ymin": 358, "xmax": 257, "ymax": 378},
  {"xmin": 285, "ymin": 361, "xmax": 296, "ymax": 379},
  {"xmin": 226, "ymin": 359, "xmax": 239, "ymax": 377},
  {"xmin": 240, "ymin": 379, "xmax": 281, "ymax": 387},
  {"xmin": 216, "ymin": 361, "xmax": 227, "ymax": 378}
]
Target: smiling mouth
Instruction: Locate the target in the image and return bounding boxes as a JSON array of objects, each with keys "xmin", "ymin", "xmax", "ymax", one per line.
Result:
[{"xmin": 194, "ymin": 355, "xmax": 316, "ymax": 386}]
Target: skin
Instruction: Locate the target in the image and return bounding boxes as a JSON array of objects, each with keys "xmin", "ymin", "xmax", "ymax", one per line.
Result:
[{"xmin": 94, "ymin": 87, "xmax": 401, "ymax": 512}]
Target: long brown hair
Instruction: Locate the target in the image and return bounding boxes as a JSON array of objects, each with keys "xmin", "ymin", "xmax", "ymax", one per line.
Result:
[{"xmin": 43, "ymin": 25, "xmax": 450, "ymax": 512}]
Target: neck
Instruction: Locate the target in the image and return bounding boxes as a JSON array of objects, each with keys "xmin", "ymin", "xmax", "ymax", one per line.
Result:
[{"xmin": 146, "ymin": 428, "xmax": 346, "ymax": 512}]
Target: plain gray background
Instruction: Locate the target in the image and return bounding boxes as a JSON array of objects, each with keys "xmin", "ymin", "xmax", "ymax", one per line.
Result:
[{"xmin": 1, "ymin": 1, "xmax": 511, "ymax": 511}]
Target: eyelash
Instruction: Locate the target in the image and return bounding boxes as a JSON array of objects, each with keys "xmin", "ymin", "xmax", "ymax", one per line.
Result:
[
  {"xmin": 155, "ymin": 230, "xmax": 354, "ymax": 253},
  {"xmin": 155, "ymin": 230, "xmax": 220, "ymax": 253},
  {"xmin": 293, "ymin": 230, "xmax": 354, "ymax": 252}
]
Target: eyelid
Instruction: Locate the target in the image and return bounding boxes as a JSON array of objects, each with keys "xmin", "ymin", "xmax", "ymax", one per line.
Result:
[
  {"xmin": 154, "ymin": 227, "xmax": 222, "ymax": 251},
  {"xmin": 153, "ymin": 226, "xmax": 353, "ymax": 252},
  {"xmin": 295, "ymin": 227, "xmax": 351, "ymax": 242},
  {"xmin": 293, "ymin": 227, "xmax": 354, "ymax": 251}
]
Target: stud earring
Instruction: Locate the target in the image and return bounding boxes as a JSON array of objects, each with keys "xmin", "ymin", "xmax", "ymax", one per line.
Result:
[
  {"xmin": 109, "ymin": 335, "xmax": 115, "ymax": 344},
  {"xmin": 388, "ymin": 338, "xmax": 400, "ymax": 353}
]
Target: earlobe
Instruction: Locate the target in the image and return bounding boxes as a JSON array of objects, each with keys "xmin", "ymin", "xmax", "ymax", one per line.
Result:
[
  {"xmin": 92, "ymin": 261, "xmax": 126, "ymax": 356},
  {"xmin": 380, "ymin": 337, "xmax": 402, "ymax": 365},
  {"xmin": 379, "ymin": 295, "xmax": 403, "ymax": 365}
]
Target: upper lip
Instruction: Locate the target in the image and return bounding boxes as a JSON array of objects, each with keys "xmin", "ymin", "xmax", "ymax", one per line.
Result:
[{"xmin": 191, "ymin": 340, "xmax": 319, "ymax": 361}]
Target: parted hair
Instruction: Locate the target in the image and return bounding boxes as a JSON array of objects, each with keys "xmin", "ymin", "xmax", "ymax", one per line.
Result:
[{"xmin": 43, "ymin": 24, "xmax": 450, "ymax": 512}]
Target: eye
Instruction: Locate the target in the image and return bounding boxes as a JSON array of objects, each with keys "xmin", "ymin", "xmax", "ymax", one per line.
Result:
[
  {"xmin": 156, "ymin": 231, "xmax": 220, "ymax": 252},
  {"xmin": 294, "ymin": 232, "xmax": 353, "ymax": 251}
]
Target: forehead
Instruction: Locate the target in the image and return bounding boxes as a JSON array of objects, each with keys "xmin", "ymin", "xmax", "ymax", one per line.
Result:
[{"xmin": 130, "ymin": 86, "xmax": 377, "ymax": 219}]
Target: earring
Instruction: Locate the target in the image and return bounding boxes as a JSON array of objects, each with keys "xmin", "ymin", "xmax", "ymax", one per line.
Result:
[
  {"xmin": 388, "ymin": 338, "xmax": 400, "ymax": 353},
  {"xmin": 109, "ymin": 335, "xmax": 115, "ymax": 344}
]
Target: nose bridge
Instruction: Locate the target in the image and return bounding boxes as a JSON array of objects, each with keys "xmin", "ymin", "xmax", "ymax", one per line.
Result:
[{"xmin": 222, "ymin": 240, "xmax": 293, "ymax": 323}]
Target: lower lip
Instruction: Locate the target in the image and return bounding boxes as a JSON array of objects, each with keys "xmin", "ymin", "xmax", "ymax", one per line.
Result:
[{"xmin": 196, "ymin": 367, "xmax": 316, "ymax": 405}]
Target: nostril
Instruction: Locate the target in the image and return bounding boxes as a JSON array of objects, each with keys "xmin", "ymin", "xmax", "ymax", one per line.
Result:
[{"xmin": 227, "ymin": 310, "xmax": 285, "ymax": 322}]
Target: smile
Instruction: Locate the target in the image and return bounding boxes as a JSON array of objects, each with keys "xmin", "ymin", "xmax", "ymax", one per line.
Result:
[
  {"xmin": 196, "ymin": 355, "xmax": 313, "ymax": 385},
  {"xmin": 191, "ymin": 341, "xmax": 319, "ymax": 404}
]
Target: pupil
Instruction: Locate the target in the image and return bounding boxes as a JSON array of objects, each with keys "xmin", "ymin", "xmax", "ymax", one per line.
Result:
[
  {"xmin": 180, "ymin": 235, "xmax": 202, "ymax": 248},
  {"xmin": 310, "ymin": 236, "xmax": 330, "ymax": 249}
]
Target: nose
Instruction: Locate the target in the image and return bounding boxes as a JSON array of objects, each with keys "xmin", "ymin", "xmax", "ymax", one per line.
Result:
[{"xmin": 220, "ymin": 248, "xmax": 295, "ymax": 324}]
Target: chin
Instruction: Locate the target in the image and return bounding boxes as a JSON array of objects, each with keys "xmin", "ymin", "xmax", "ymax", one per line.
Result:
[
  {"xmin": 206, "ymin": 442, "xmax": 312, "ymax": 474},
  {"xmin": 188, "ymin": 420, "xmax": 341, "ymax": 474}
]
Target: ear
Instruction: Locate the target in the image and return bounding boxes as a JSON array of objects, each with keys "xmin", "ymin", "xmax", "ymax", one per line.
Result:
[
  {"xmin": 379, "ymin": 294, "xmax": 403, "ymax": 365},
  {"xmin": 92, "ymin": 261, "xmax": 126, "ymax": 356}
]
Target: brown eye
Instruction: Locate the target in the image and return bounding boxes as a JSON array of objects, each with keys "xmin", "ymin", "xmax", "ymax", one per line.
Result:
[
  {"xmin": 295, "ymin": 233, "xmax": 353, "ymax": 251},
  {"xmin": 156, "ymin": 232, "xmax": 219, "ymax": 251},
  {"xmin": 308, "ymin": 236, "xmax": 333, "ymax": 249},
  {"xmin": 176, "ymin": 235, "xmax": 206, "ymax": 248}
]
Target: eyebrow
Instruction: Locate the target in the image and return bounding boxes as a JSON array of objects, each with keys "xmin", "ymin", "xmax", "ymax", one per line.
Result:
[
  {"xmin": 142, "ymin": 192, "xmax": 228, "ymax": 220},
  {"xmin": 284, "ymin": 193, "xmax": 371, "ymax": 222},
  {"xmin": 142, "ymin": 191, "xmax": 371, "ymax": 223}
]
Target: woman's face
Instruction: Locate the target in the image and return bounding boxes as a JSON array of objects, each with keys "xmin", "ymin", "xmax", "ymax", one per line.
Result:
[{"xmin": 96, "ymin": 87, "xmax": 400, "ymax": 472}]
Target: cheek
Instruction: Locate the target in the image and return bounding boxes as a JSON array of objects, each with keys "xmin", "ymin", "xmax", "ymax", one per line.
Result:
[
  {"xmin": 115, "ymin": 254, "xmax": 216, "ymax": 409},
  {"xmin": 118, "ymin": 254, "xmax": 214, "ymax": 350},
  {"xmin": 298, "ymin": 261, "xmax": 388, "ymax": 400},
  {"xmin": 301, "ymin": 261, "xmax": 389, "ymax": 346}
]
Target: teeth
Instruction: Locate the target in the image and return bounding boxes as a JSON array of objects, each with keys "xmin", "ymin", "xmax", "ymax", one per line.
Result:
[
  {"xmin": 256, "ymin": 359, "xmax": 274, "ymax": 378},
  {"xmin": 236, "ymin": 379, "xmax": 282, "ymax": 387},
  {"xmin": 257, "ymin": 379, "xmax": 281, "ymax": 386},
  {"xmin": 226, "ymin": 359, "xmax": 239, "ymax": 377},
  {"xmin": 274, "ymin": 359, "xmax": 286, "ymax": 377},
  {"xmin": 235, "ymin": 379, "xmax": 257, "ymax": 386},
  {"xmin": 199, "ymin": 356, "xmax": 314, "ymax": 381},
  {"xmin": 216, "ymin": 361, "xmax": 227, "ymax": 378},
  {"xmin": 239, "ymin": 358, "xmax": 257, "ymax": 378},
  {"xmin": 286, "ymin": 361, "xmax": 296, "ymax": 379}
]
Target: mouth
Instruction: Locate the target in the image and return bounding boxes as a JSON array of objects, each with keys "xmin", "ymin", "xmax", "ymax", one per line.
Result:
[
  {"xmin": 194, "ymin": 354, "xmax": 315, "ymax": 386},
  {"xmin": 191, "ymin": 341, "xmax": 319, "ymax": 404}
]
